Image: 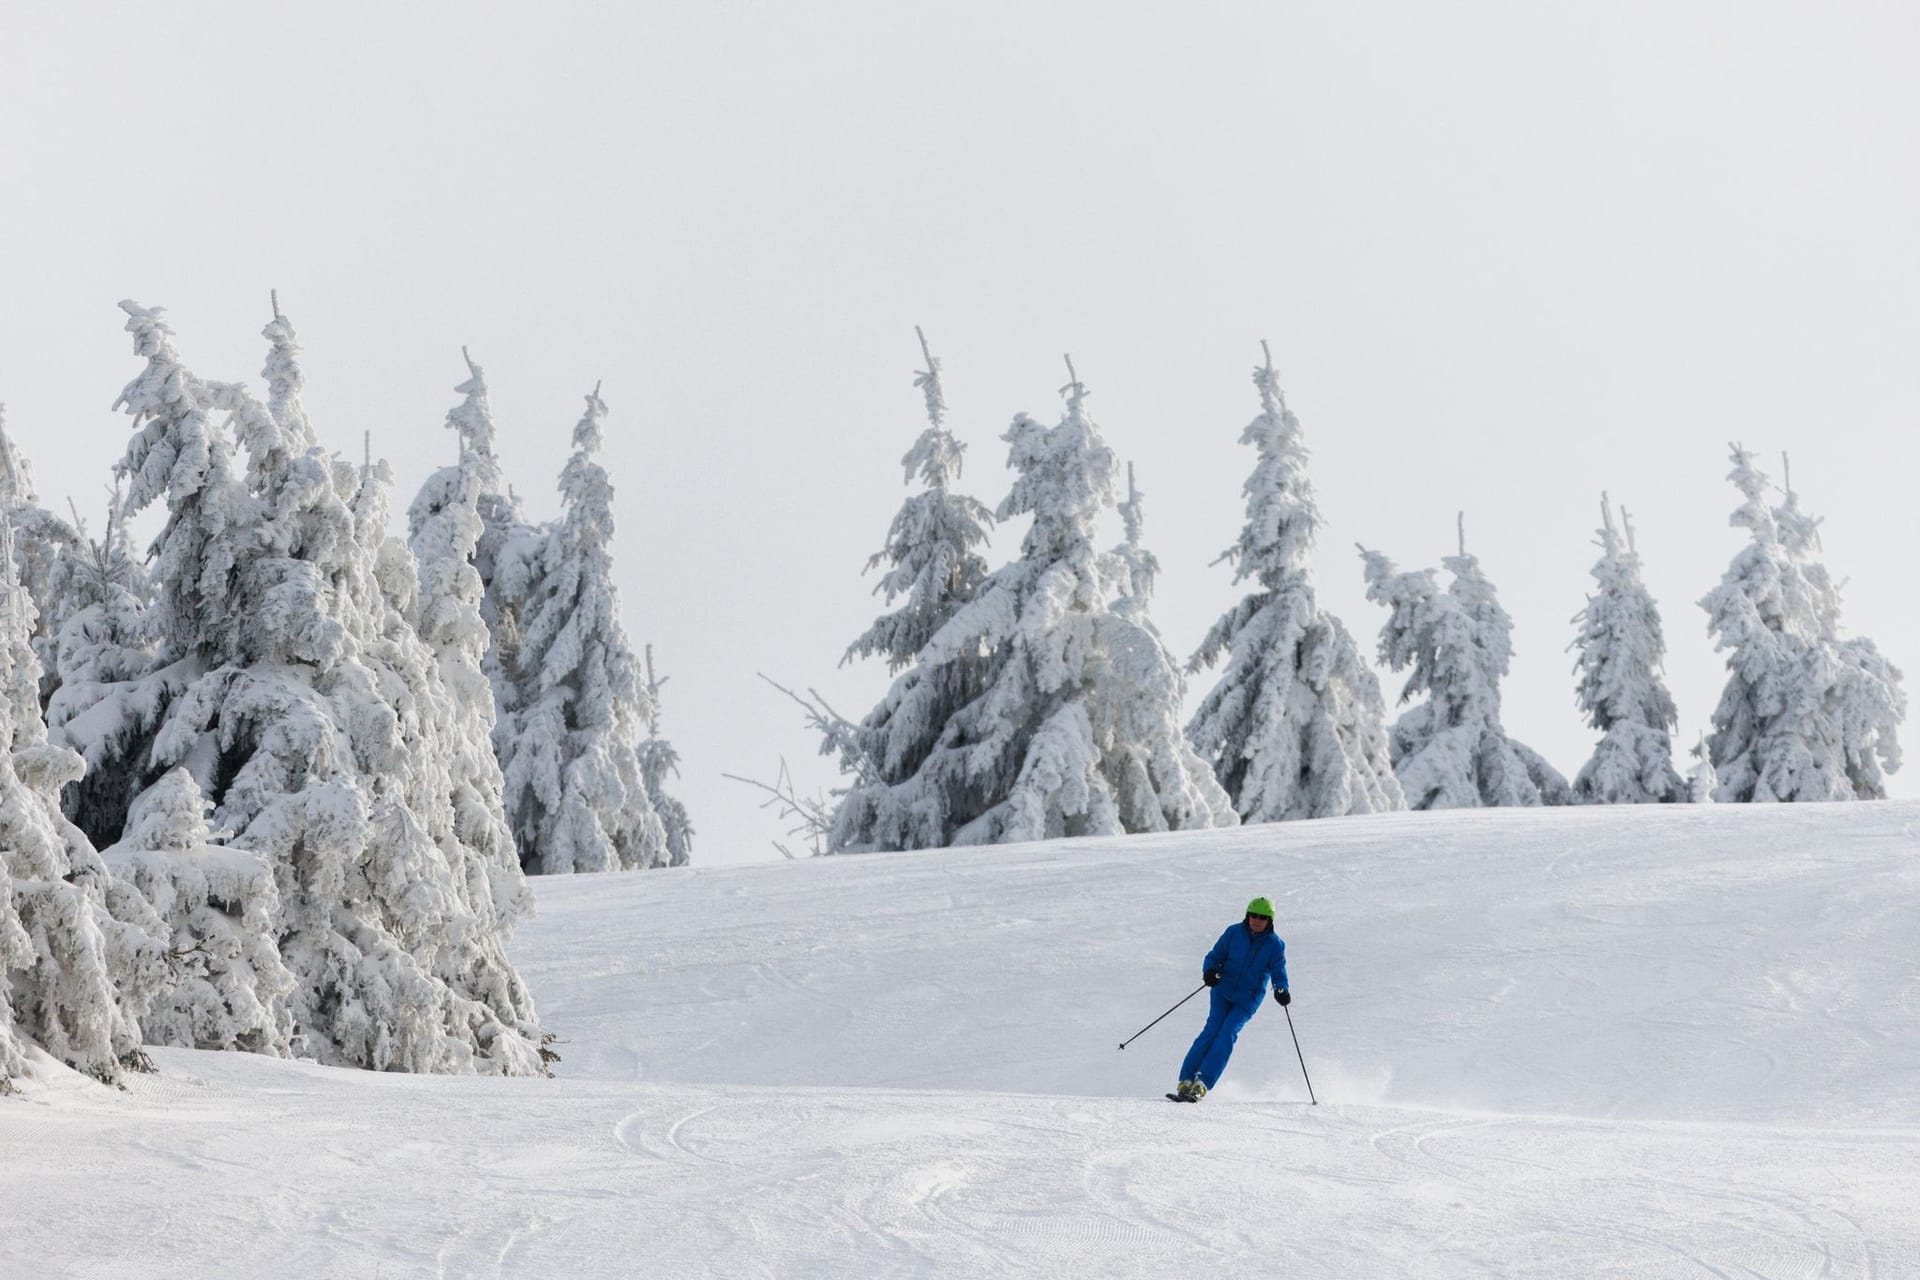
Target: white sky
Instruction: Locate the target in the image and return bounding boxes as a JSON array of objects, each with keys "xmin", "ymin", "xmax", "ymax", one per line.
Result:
[{"xmin": 3, "ymin": 2, "xmax": 1915, "ymax": 866}]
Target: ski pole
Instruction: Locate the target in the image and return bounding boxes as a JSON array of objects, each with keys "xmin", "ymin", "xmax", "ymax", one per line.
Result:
[
  {"xmin": 1117, "ymin": 983, "xmax": 1206, "ymax": 1051},
  {"xmin": 1283, "ymin": 1004, "xmax": 1317, "ymax": 1104}
]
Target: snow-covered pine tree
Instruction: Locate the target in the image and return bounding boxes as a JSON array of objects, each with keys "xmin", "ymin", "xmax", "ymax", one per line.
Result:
[
  {"xmin": 1568, "ymin": 495, "xmax": 1683, "ymax": 803},
  {"xmin": 433, "ymin": 353, "xmax": 551, "ymax": 745},
  {"xmin": 0, "ymin": 514, "xmax": 162, "ymax": 1088},
  {"xmin": 1111, "ymin": 464, "xmax": 1164, "ymax": 636},
  {"xmin": 343, "ymin": 441, "xmax": 546, "ymax": 1069},
  {"xmin": 1361, "ymin": 517, "xmax": 1569, "ymax": 809},
  {"xmin": 62, "ymin": 300, "xmax": 545, "ymax": 1074},
  {"xmin": 100, "ymin": 767, "xmax": 295, "ymax": 1055},
  {"xmin": 0, "ymin": 407, "xmax": 84, "ymax": 699},
  {"xmin": 406, "ymin": 352, "xmax": 537, "ymax": 921},
  {"xmin": 825, "ymin": 335, "xmax": 998, "ymax": 850},
  {"xmin": 843, "ymin": 328, "xmax": 994, "ymax": 672},
  {"xmin": 1092, "ymin": 462, "xmax": 1241, "ymax": 836},
  {"xmin": 1437, "ymin": 526, "xmax": 1572, "ymax": 806},
  {"xmin": 1699, "ymin": 447, "xmax": 1905, "ymax": 800},
  {"xmin": 271, "ymin": 303, "xmax": 544, "ymax": 1067},
  {"xmin": 829, "ymin": 360, "xmax": 1235, "ymax": 849},
  {"xmin": 1186, "ymin": 346, "xmax": 1402, "ymax": 822},
  {"xmin": 638, "ymin": 645, "xmax": 693, "ymax": 866},
  {"xmin": 496, "ymin": 385, "xmax": 666, "ymax": 874},
  {"xmin": 44, "ymin": 490, "xmax": 165, "ymax": 848},
  {"xmin": 1686, "ymin": 733, "xmax": 1717, "ymax": 803},
  {"xmin": 1772, "ymin": 457, "xmax": 1906, "ymax": 797}
]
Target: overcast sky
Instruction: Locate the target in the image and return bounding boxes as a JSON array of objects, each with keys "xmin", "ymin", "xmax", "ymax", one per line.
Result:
[{"xmin": 3, "ymin": 2, "xmax": 1915, "ymax": 866}]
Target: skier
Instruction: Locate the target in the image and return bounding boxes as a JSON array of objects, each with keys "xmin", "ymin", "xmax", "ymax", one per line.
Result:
[{"xmin": 1172, "ymin": 897, "xmax": 1289, "ymax": 1102}]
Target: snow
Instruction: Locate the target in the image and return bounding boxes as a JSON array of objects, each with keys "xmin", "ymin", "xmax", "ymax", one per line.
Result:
[{"xmin": 6, "ymin": 801, "xmax": 1920, "ymax": 1276}]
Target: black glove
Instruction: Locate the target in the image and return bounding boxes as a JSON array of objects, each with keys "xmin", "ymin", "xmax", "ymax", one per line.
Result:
[
  {"xmin": 1203, "ymin": 969, "xmax": 1221, "ymax": 988},
  {"xmin": 1273, "ymin": 988, "xmax": 1291, "ymax": 1006}
]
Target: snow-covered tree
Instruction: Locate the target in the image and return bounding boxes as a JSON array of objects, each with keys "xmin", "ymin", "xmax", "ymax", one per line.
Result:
[
  {"xmin": 1111, "ymin": 464, "xmax": 1165, "ymax": 634},
  {"xmin": 843, "ymin": 329, "xmax": 994, "ymax": 672},
  {"xmin": 824, "ymin": 336, "xmax": 998, "ymax": 850},
  {"xmin": 58, "ymin": 300, "xmax": 546, "ymax": 1075},
  {"xmin": 1, "ymin": 514, "xmax": 162, "ymax": 1089},
  {"xmin": 638, "ymin": 645, "xmax": 693, "ymax": 866},
  {"xmin": 1686, "ymin": 733, "xmax": 1717, "ymax": 804},
  {"xmin": 1186, "ymin": 348, "xmax": 1402, "ymax": 822},
  {"xmin": 100, "ymin": 768, "xmax": 295, "ymax": 1055},
  {"xmin": 431, "ymin": 353, "xmax": 549, "ymax": 746},
  {"xmin": 1699, "ymin": 447, "xmax": 1904, "ymax": 801},
  {"xmin": 406, "ymin": 353, "xmax": 535, "ymax": 922},
  {"xmin": 829, "ymin": 361, "xmax": 1235, "ymax": 850},
  {"xmin": 348, "ymin": 442, "xmax": 548, "ymax": 1068},
  {"xmin": 1090, "ymin": 462, "xmax": 1240, "ymax": 836},
  {"xmin": 44, "ymin": 492, "xmax": 166, "ymax": 849},
  {"xmin": 0, "ymin": 408, "xmax": 84, "ymax": 697},
  {"xmin": 1569, "ymin": 495, "xmax": 1682, "ymax": 803},
  {"xmin": 496, "ymin": 385, "xmax": 667, "ymax": 873},
  {"xmin": 1362, "ymin": 518, "xmax": 1570, "ymax": 810}
]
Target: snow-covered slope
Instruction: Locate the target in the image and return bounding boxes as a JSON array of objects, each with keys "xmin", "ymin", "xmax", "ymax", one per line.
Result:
[{"xmin": 6, "ymin": 804, "xmax": 1918, "ymax": 1277}]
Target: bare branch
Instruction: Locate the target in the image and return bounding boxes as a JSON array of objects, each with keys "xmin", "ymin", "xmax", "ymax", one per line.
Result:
[
  {"xmin": 758, "ymin": 672, "xmax": 879, "ymax": 785},
  {"xmin": 723, "ymin": 761, "xmax": 833, "ymax": 857}
]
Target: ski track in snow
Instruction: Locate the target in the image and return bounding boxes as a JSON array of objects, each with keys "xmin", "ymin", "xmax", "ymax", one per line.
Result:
[{"xmin": 5, "ymin": 803, "xmax": 1920, "ymax": 1277}]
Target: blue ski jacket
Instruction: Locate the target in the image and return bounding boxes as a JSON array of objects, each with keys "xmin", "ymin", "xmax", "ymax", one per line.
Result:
[{"xmin": 1204, "ymin": 921, "xmax": 1288, "ymax": 1008}]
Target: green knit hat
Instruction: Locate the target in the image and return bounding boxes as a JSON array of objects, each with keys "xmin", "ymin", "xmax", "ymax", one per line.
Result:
[{"xmin": 1246, "ymin": 897, "xmax": 1274, "ymax": 919}]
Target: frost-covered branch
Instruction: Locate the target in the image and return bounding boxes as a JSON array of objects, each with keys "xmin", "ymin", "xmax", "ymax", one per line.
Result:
[{"xmin": 722, "ymin": 760, "xmax": 832, "ymax": 859}]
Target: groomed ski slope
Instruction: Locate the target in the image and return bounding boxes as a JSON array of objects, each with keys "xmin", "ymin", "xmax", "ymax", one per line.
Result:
[{"xmin": 6, "ymin": 803, "xmax": 1919, "ymax": 1277}]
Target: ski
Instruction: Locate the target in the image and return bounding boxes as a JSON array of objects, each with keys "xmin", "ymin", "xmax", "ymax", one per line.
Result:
[{"xmin": 1165, "ymin": 1092, "xmax": 1197, "ymax": 1103}]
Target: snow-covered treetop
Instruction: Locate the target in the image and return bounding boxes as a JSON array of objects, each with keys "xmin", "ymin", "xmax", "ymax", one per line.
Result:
[
  {"xmin": 1443, "ymin": 514, "xmax": 1513, "ymax": 695},
  {"xmin": 261, "ymin": 291, "xmax": 316, "ymax": 453},
  {"xmin": 113, "ymin": 302, "xmax": 227, "ymax": 518},
  {"xmin": 516, "ymin": 380, "xmax": 638, "ymax": 714},
  {"xmin": 561, "ymin": 383, "xmax": 612, "ymax": 531},
  {"xmin": 0, "ymin": 405, "xmax": 36, "ymax": 508},
  {"xmin": 408, "ymin": 351, "xmax": 505, "ymax": 652},
  {"xmin": 843, "ymin": 330, "xmax": 994, "ymax": 673},
  {"xmin": 1113, "ymin": 462, "xmax": 1160, "ymax": 610},
  {"xmin": 1217, "ymin": 341, "xmax": 1322, "ymax": 592},
  {"xmin": 907, "ymin": 326, "xmax": 960, "ymax": 485},
  {"xmin": 998, "ymin": 359, "xmax": 1117, "ymax": 565},
  {"xmin": 110, "ymin": 303, "xmax": 233, "ymax": 654},
  {"xmin": 639, "ymin": 643, "xmax": 694, "ymax": 866},
  {"xmin": 0, "ymin": 408, "xmax": 85, "ymax": 641},
  {"xmin": 1572, "ymin": 494, "xmax": 1677, "ymax": 735},
  {"xmin": 1771, "ymin": 453, "xmax": 1842, "ymax": 642},
  {"xmin": 1362, "ymin": 518, "xmax": 1510, "ymax": 731},
  {"xmin": 447, "ymin": 348, "xmax": 501, "ymax": 473},
  {"xmin": 1359, "ymin": 547, "xmax": 1442, "ymax": 700},
  {"xmin": 57, "ymin": 483, "xmax": 147, "ymax": 620},
  {"xmin": 1703, "ymin": 445, "xmax": 1817, "ymax": 650}
]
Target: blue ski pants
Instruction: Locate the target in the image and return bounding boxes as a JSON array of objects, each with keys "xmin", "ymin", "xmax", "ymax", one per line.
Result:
[{"xmin": 1180, "ymin": 990, "xmax": 1258, "ymax": 1089}]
